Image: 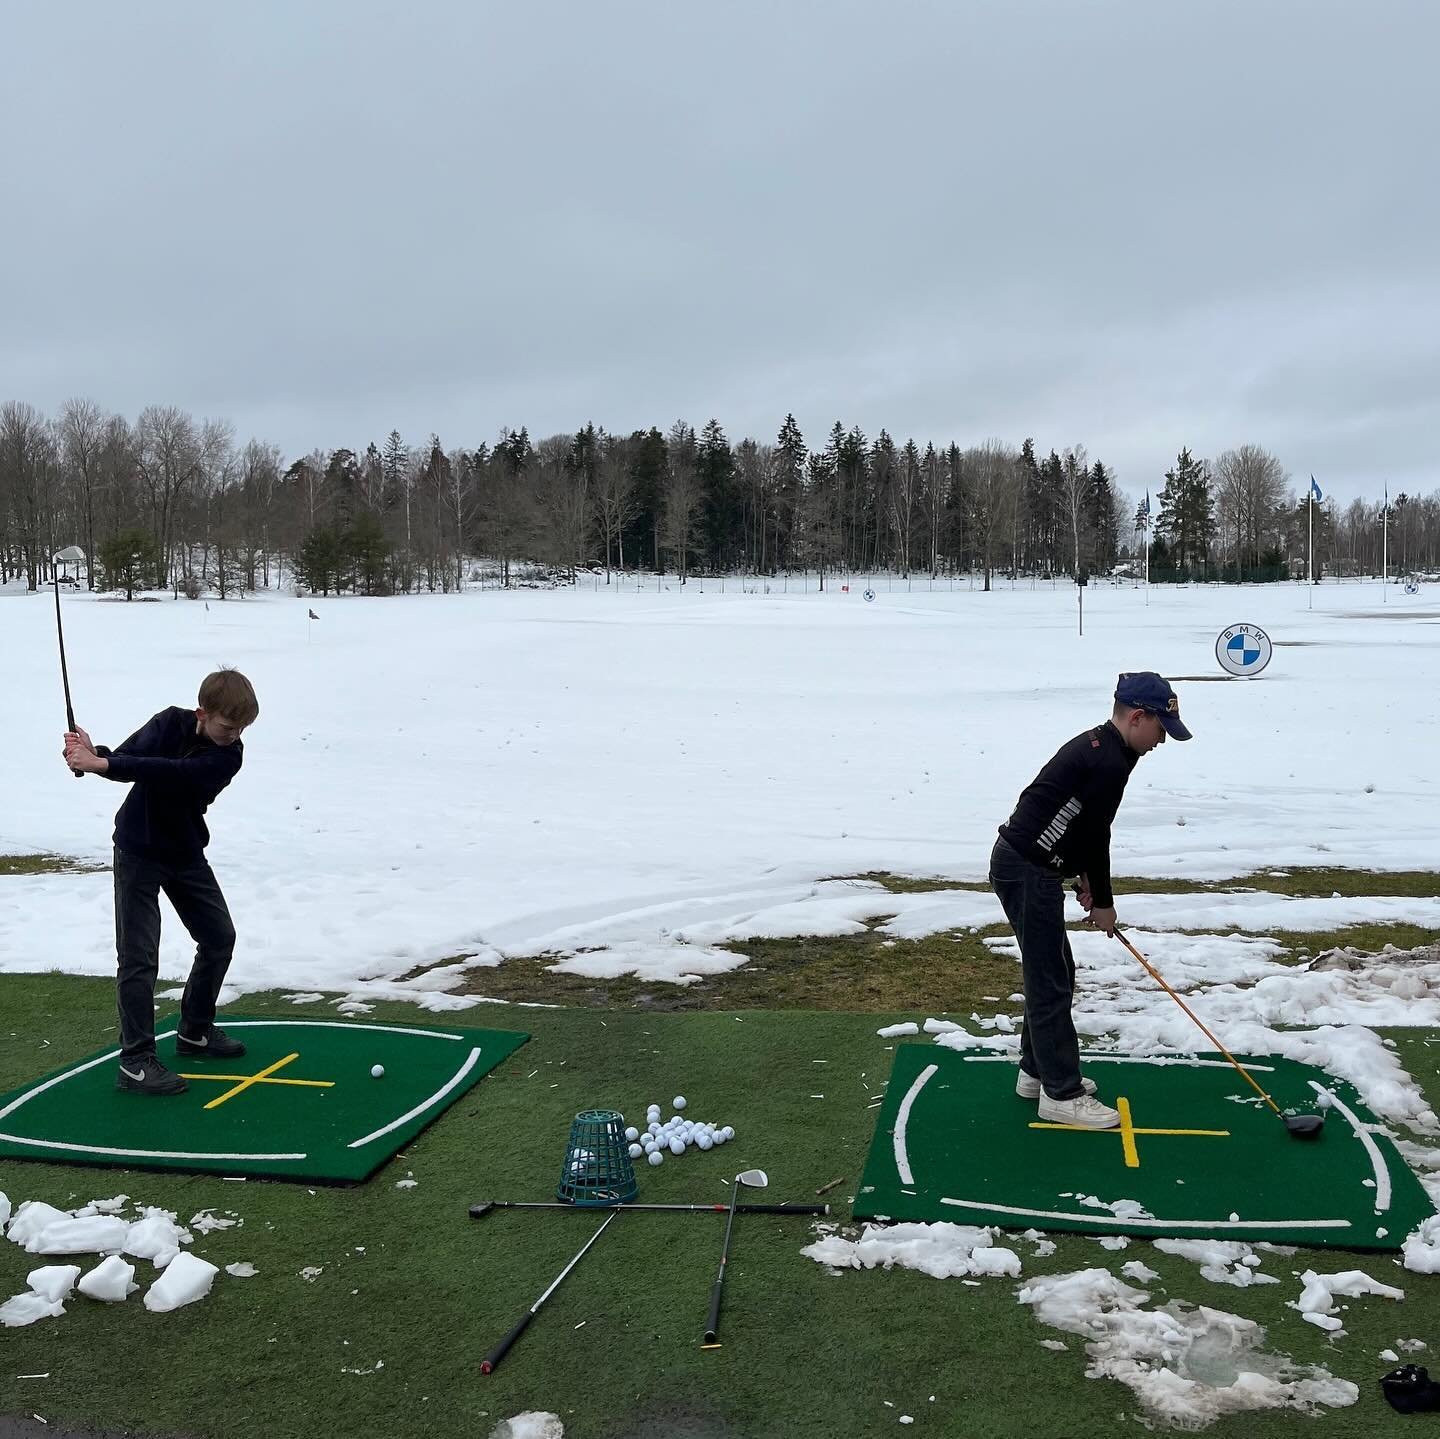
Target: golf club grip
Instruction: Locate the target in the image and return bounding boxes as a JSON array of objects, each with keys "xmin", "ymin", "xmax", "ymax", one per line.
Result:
[
  {"xmin": 481, "ymin": 1310, "xmax": 536, "ymax": 1374},
  {"xmin": 703, "ymin": 1278, "xmax": 724, "ymax": 1346}
]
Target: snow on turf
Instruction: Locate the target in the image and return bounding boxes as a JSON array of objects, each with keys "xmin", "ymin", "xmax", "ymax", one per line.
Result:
[
  {"xmin": 803, "ymin": 1221, "xmax": 1022, "ymax": 1280},
  {"xmin": 1016, "ymin": 1268, "xmax": 1359, "ymax": 1426},
  {"xmin": 1, "ymin": 1192, "xmax": 229, "ymax": 1325}
]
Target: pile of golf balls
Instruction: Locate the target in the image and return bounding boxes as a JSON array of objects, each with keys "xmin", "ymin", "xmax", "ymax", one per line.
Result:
[{"xmin": 622, "ymin": 1096, "xmax": 735, "ymax": 1167}]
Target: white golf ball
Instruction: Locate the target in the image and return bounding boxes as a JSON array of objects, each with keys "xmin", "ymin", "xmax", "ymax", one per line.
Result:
[
  {"xmin": 625, "ymin": 1126, "xmax": 640, "ymax": 1142},
  {"xmin": 673, "ymin": 1096, "xmax": 687, "ymax": 1110},
  {"xmin": 668, "ymin": 1137, "xmax": 685, "ymax": 1156},
  {"xmin": 1317, "ymin": 1093, "xmax": 1334, "ymax": 1109},
  {"xmin": 648, "ymin": 1122, "xmax": 662, "ymax": 1136},
  {"xmin": 721, "ymin": 1126, "xmax": 734, "ymax": 1140},
  {"xmin": 647, "ymin": 1150, "xmax": 664, "ymax": 1166},
  {"xmin": 628, "ymin": 1143, "xmax": 643, "ymax": 1159},
  {"xmin": 697, "ymin": 1134, "xmax": 713, "ymax": 1150},
  {"xmin": 370, "ymin": 1064, "xmax": 384, "ymax": 1079}
]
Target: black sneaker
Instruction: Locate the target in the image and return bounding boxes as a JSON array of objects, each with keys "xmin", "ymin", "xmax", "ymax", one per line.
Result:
[
  {"xmin": 116, "ymin": 1055, "xmax": 189, "ymax": 1096},
  {"xmin": 176, "ymin": 1025, "xmax": 247, "ymax": 1059}
]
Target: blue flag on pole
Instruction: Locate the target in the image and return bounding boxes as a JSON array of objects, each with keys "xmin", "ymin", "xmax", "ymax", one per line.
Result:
[
  {"xmin": 1310, "ymin": 475, "xmax": 1323, "ymax": 501},
  {"xmin": 1141, "ymin": 491, "xmax": 1150, "ymax": 518}
]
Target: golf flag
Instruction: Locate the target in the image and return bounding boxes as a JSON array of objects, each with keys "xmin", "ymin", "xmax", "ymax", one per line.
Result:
[
  {"xmin": 1310, "ymin": 475, "xmax": 1323, "ymax": 502},
  {"xmin": 1141, "ymin": 491, "xmax": 1151, "ymax": 518},
  {"xmin": 308, "ymin": 608, "xmax": 319, "ymax": 620}
]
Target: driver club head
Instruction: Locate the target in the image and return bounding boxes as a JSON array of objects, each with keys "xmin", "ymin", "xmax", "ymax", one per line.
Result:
[
  {"xmin": 1284, "ymin": 1114, "xmax": 1325, "ymax": 1139},
  {"xmin": 735, "ymin": 1168, "xmax": 769, "ymax": 1190}
]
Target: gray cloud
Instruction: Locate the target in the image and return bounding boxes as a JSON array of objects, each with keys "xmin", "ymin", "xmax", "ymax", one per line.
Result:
[{"xmin": 3, "ymin": 0, "xmax": 1436, "ymax": 506}]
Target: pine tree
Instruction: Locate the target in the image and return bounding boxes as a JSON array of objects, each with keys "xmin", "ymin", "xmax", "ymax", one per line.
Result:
[
  {"xmin": 774, "ymin": 414, "xmax": 806, "ymax": 570},
  {"xmin": 1155, "ymin": 448, "xmax": 1216, "ymax": 576}
]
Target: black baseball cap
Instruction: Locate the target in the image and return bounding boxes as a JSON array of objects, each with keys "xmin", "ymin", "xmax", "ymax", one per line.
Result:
[{"xmin": 1115, "ymin": 672, "xmax": 1192, "ymax": 741}]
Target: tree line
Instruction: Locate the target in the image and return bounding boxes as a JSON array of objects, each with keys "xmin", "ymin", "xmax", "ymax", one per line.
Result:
[{"xmin": 1, "ymin": 397, "xmax": 1436, "ymax": 597}]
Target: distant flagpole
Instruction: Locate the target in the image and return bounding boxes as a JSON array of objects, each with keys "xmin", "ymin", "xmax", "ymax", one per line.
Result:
[{"xmin": 1307, "ymin": 475, "xmax": 1320, "ymax": 609}]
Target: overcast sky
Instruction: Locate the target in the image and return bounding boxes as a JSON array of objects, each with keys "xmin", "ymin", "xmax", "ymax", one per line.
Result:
[{"xmin": 3, "ymin": 1, "xmax": 1437, "ymax": 506}]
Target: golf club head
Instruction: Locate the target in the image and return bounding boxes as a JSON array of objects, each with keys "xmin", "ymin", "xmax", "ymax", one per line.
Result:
[
  {"xmin": 736, "ymin": 1168, "xmax": 769, "ymax": 1189},
  {"xmin": 1284, "ymin": 1114, "xmax": 1325, "ymax": 1139}
]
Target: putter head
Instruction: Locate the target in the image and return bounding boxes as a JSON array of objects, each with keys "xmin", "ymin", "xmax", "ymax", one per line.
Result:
[
  {"xmin": 1284, "ymin": 1114, "xmax": 1325, "ymax": 1139},
  {"xmin": 736, "ymin": 1168, "xmax": 769, "ymax": 1189}
]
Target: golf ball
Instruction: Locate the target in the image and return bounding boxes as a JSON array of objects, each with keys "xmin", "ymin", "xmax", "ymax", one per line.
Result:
[
  {"xmin": 669, "ymin": 1137, "xmax": 685, "ymax": 1156},
  {"xmin": 1317, "ymin": 1094, "xmax": 1334, "ymax": 1109},
  {"xmin": 697, "ymin": 1134, "xmax": 713, "ymax": 1150},
  {"xmin": 647, "ymin": 1150, "xmax": 664, "ymax": 1167},
  {"xmin": 370, "ymin": 1064, "xmax": 384, "ymax": 1078},
  {"xmin": 721, "ymin": 1126, "xmax": 735, "ymax": 1140},
  {"xmin": 625, "ymin": 1126, "xmax": 640, "ymax": 1142},
  {"xmin": 673, "ymin": 1096, "xmax": 687, "ymax": 1110},
  {"xmin": 628, "ymin": 1143, "xmax": 643, "ymax": 1159}
]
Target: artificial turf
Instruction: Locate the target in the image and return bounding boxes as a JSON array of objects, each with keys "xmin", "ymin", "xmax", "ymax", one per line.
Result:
[{"xmin": 3, "ymin": 973, "xmax": 1439, "ymax": 1438}]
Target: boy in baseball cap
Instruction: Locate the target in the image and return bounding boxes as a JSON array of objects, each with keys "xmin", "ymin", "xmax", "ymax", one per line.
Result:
[{"xmin": 989, "ymin": 673, "xmax": 1191, "ymax": 1129}]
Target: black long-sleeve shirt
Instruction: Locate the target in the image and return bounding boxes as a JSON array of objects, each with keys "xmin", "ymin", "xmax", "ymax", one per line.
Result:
[
  {"xmin": 96, "ymin": 706, "xmax": 243, "ymax": 860},
  {"xmin": 997, "ymin": 720, "xmax": 1138, "ymax": 907}
]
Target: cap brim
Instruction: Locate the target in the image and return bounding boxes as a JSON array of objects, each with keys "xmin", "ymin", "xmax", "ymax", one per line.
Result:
[{"xmin": 1159, "ymin": 713, "xmax": 1192, "ymax": 741}]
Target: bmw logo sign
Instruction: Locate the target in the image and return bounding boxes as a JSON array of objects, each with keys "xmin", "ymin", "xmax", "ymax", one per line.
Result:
[{"xmin": 1216, "ymin": 623, "xmax": 1272, "ymax": 677}]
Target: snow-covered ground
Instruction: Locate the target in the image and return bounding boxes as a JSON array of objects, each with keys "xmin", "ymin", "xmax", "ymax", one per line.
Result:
[{"xmin": 1, "ymin": 577, "xmax": 1436, "ymax": 995}]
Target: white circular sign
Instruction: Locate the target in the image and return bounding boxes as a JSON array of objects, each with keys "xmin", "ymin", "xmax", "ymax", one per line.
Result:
[{"xmin": 1216, "ymin": 622, "xmax": 1272, "ymax": 677}]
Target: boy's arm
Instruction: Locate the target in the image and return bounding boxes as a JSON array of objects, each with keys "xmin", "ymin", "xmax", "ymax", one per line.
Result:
[
  {"xmin": 102, "ymin": 745, "xmax": 242, "ymax": 806},
  {"xmin": 94, "ymin": 712, "xmax": 170, "ymax": 766},
  {"xmin": 1078, "ymin": 764, "xmax": 1128, "ymax": 911}
]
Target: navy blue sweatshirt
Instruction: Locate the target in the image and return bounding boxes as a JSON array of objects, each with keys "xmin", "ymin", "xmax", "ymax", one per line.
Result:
[
  {"xmin": 997, "ymin": 721, "xmax": 1138, "ymax": 908},
  {"xmin": 96, "ymin": 706, "xmax": 243, "ymax": 860}
]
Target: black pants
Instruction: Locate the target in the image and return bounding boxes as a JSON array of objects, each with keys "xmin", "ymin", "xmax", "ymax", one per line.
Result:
[
  {"xmin": 113, "ymin": 846, "xmax": 236, "ymax": 1060},
  {"xmin": 989, "ymin": 836, "xmax": 1083, "ymax": 1099}
]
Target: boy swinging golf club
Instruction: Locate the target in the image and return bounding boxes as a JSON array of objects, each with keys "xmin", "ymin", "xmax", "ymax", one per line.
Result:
[
  {"xmin": 62, "ymin": 668, "xmax": 259, "ymax": 1096},
  {"xmin": 990, "ymin": 672, "xmax": 1191, "ymax": 1130}
]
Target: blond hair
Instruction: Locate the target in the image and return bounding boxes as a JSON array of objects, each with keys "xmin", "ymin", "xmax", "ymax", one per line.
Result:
[{"xmin": 198, "ymin": 668, "xmax": 259, "ymax": 725}]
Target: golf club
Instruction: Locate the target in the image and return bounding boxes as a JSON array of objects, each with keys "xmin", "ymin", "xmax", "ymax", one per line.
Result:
[
  {"xmin": 53, "ymin": 566, "xmax": 83, "ymax": 779},
  {"xmin": 469, "ymin": 1198, "xmax": 827, "ymax": 1220},
  {"xmin": 701, "ymin": 1168, "xmax": 768, "ymax": 1349},
  {"xmin": 480, "ymin": 1208, "xmax": 617, "ymax": 1375},
  {"xmin": 1112, "ymin": 927, "xmax": 1324, "ymax": 1139}
]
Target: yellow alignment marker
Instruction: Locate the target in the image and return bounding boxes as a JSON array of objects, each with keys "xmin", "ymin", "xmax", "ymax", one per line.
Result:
[
  {"xmin": 1029, "ymin": 1096, "xmax": 1229, "ymax": 1169},
  {"xmin": 179, "ymin": 1053, "xmax": 335, "ymax": 1111}
]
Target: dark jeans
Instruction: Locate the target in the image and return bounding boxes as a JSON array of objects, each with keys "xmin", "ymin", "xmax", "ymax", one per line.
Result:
[
  {"xmin": 113, "ymin": 846, "xmax": 236, "ymax": 1059},
  {"xmin": 989, "ymin": 836, "xmax": 1083, "ymax": 1100}
]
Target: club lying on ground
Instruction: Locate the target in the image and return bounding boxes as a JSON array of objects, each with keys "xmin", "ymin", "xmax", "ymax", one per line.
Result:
[
  {"xmin": 1112, "ymin": 927, "xmax": 1325, "ymax": 1139},
  {"xmin": 468, "ymin": 1198, "xmax": 827, "ymax": 1220},
  {"xmin": 701, "ymin": 1168, "xmax": 768, "ymax": 1349},
  {"xmin": 53, "ymin": 567, "xmax": 83, "ymax": 779},
  {"xmin": 480, "ymin": 1209, "xmax": 618, "ymax": 1375}
]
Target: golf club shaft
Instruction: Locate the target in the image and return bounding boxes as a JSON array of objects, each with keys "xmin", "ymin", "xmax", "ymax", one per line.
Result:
[
  {"xmin": 1114, "ymin": 929, "xmax": 1284, "ymax": 1117},
  {"xmin": 469, "ymin": 1200, "xmax": 827, "ymax": 1219},
  {"xmin": 53, "ymin": 574, "xmax": 82, "ymax": 777},
  {"xmin": 702, "ymin": 1179, "xmax": 743, "ymax": 1347},
  {"xmin": 480, "ymin": 1209, "xmax": 616, "ymax": 1375}
]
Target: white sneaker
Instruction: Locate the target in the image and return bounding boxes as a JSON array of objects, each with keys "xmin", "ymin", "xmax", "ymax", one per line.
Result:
[
  {"xmin": 1015, "ymin": 1071, "xmax": 1096, "ymax": 1100},
  {"xmin": 1036, "ymin": 1092, "xmax": 1121, "ymax": 1129}
]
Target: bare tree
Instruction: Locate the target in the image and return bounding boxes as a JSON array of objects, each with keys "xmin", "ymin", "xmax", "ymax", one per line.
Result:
[
  {"xmin": 58, "ymin": 398, "xmax": 108, "ymax": 587},
  {"xmin": 1212, "ymin": 444, "xmax": 1288, "ymax": 576},
  {"xmin": 1059, "ymin": 444, "xmax": 1090, "ymax": 577},
  {"xmin": 661, "ymin": 420, "xmax": 700, "ymax": 581},
  {"xmin": 0, "ymin": 401, "xmax": 57, "ymax": 588},
  {"xmin": 966, "ymin": 440, "xmax": 1019, "ymax": 592},
  {"xmin": 593, "ymin": 434, "xmax": 637, "ymax": 581},
  {"xmin": 135, "ymin": 405, "xmax": 205, "ymax": 587}
]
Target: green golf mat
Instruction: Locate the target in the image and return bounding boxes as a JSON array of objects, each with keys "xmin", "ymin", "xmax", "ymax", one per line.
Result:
[
  {"xmin": 855, "ymin": 1044, "xmax": 1433, "ymax": 1251},
  {"xmin": 0, "ymin": 1015, "xmax": 529, "ymax": 1184}
]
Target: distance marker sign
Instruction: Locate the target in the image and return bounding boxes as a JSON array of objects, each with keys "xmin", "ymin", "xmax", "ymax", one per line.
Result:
[{"xmin": 1216, "ymin": 623, "xmax": 1272, "ymax": 677}]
